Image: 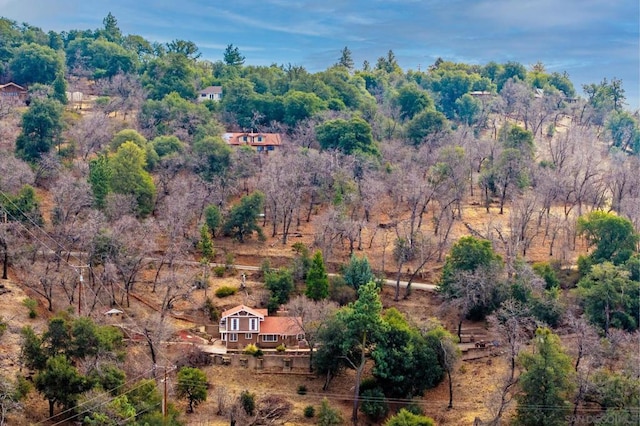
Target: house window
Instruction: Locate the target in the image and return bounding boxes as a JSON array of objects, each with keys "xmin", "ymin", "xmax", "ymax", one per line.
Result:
[
  {"xmin": 245, "ymin": 333, "xmax": 253, "ymax": 339},
  {"xmin": 229, "ymin": 333, "xmax": 238, "ymax": 342},
  {"xmin": 262, "ymin": 335, "xmax": 277, "ymax": 342},
  {"xmin": 230, "ymin": 318, "xmax": 239, "ymax": 331},
  {"xmin": 256, "ymin": 146, "xmax": 264, "ymax": 152},
  {"xmin": 267, "ymin": 145, "xmax": 275, "ymax": 151},
  {"xmin": 297, "ymin": 334, "xmax": 305, "ymax": 341},
  {"xmin": 242, "ymin": 136, "xmax": 248, "ymax": 142},
  {"xmin": 249, "ymin": 318, "xmax": 258, "ymax": 331},
  {"xmin": 257, "ymin": 136, "xmax": 263, "ymax": 142}
]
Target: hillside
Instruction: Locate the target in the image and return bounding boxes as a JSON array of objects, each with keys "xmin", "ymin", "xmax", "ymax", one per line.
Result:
[{"xmin": 0, "ymin": 13, "xmax": 639, "ymax": 426}]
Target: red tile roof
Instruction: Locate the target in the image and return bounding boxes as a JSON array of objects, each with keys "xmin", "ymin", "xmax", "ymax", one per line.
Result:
[
  {"xmin": 223, "ymin": 132, "xmax": 282, "ymax": 147},
  {"xmin": 221, "ymin": 305, "xmax": 266, "ymax": 319},
  {"xmin": 260, "ymin": 316, "xmax": 303, "ymax": 336}
]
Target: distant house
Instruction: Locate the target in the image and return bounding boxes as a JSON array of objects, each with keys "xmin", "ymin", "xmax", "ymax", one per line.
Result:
[
  {"xmin": 198, "ymin": 85, "xmax": 223, "ymax": 102},
  {"xmin": 219, "ymin": 305, "xmax": 304, "ymax": 349},
  {"xmin": 223, "ymin": 132, "xmax": 282, "ymax": 153},
  {"xmin": 469, "ymin": 90, "xmax": 492, "ymax": 98},
  {"xmin": 0, "ymin": 82, "xmax": 27, "ymax": 102}
]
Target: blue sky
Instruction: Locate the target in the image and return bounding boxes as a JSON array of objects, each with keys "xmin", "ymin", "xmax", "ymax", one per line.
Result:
[{"xmin": 2, "ymin": 0, "xmax": 638, "ymax": 108}]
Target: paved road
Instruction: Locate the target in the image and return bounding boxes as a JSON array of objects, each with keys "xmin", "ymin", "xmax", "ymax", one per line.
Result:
[{"xmin": 42, "ymin": 250, "xmax": 439, "ymax": 292}]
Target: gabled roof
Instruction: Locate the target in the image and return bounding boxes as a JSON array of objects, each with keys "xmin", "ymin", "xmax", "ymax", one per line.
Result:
[
  {"xmin": 0, "ymin": 82, "xmax": 26, "ymax": 91},
  {"xmin": 200, "ymin": 85, "xmax": 222, "ymax": 94},
  {"xmin": 223, "ymin": 132, "xmax": 282, "ymax": 147},
  {"xmin": 221, "ymin": 304, "xmax": 266, "ymax": 319},
  {"xmin": 260, "ymin": 316, "xmax": 303, "ymax": 336}
]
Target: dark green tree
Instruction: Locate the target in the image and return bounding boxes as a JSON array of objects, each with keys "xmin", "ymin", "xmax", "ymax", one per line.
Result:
[
  {"xmin": 166, "ymin": 39, "xmax": 200, "ymax": 60},
  {"xmin": 496, "ymin": 61, "xmax": 527, "ymax": 91},
  {"xmin": 35, "ymin": 355, "xmax": 90, "ymax": 417},
  {"xmin": 606, "ymin": 110, "xmax": 640, "ymax": 153},
  {"xmin": 265, "ymin": 269, "xmax": 294, "ymax": 312},
  {"xmin": 10, "ymin": 43, "xmax": 63, "ymax": 86},
  {"xmin": 101, "ymin": 12, "xmax": 122, "ymax": 43},
  {"xmin": 283, "ymin": 90, "xmax": 326, "ymax": 126},
  {"xmin": 193, "ymin": 136, "xmax": 232, "ymax": 182},
  {"xmin": 223, "ymin": 44, "xmax": 245, "ymax": 66},
  {"xmin": 371, "ymin": 308, "xmax": 443, "ymax": 398},
  {"xmin": 204, "ymin": 204, "xmax": 222, "ymax": 238},
  {"xmin": 316, "ymin": 117, "xmax": 379, "ymax": 156},
  {"xmin": 305, "ymin": 250, "xmax": 329, "ymax": 301},
  {"xmin": 52, "ymin": 72, "xmax": 68, "ymax": 105},
  {"xmin": 577, "ymin": 262, "xmax": 639, "ymax": 335},
  {"xmin": 577, "ymin": 211, "xmax": 638, "ymax": 266},
  {"xmin": 141, "ymin": 53, "xmax": 197, "ymax": 100},
  {"xmin": 15, "ymin": 97, "xmax": 63, "ymax": 162},
  {"xmin": 394, "ymin": 83, "xmax": 433, "ymax": 120},
  {"xmin": 439, "ymin": 236, "xmax": 504, "ymax": 327},
  {"xmin": 516, "ymin": 327, "xmax": 575, "ymax": 426},
  {"xmin": 342, "ymin": 254, "xmax": 375, "ymax": 291},
  {"xmin": 88, "ymin": 154, "xmax": 112, "ymax": 209},
  {"xmin": 337, "ymin": 46, "xmax": 354, "ymax": 71},
  {"xmin": 176, "ymin": 367, "xmax": 207, "ymax": 413},
  {"xmin": 151, "ymin": 135, "xmax": 184, "ymax": 157},
  {"xmin": 406, "ymin": 109, "xmax": 449, "ymax": 146},
  {"xmin": 345, "ymin": 282, "xmax": 386, "ymax": 422},
  {"xmin": 222, "ymin": 191, "xmax": 265, "ymax": 243}
]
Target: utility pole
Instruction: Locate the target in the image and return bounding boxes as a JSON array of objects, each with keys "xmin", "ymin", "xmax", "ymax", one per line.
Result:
[
  {"xmin": 75, "ymin": 265, "xmax": 90, "ymax": 316},
  {"xmin": 162, "ymin": 366, "xmax": 168, "ymax": 418}
]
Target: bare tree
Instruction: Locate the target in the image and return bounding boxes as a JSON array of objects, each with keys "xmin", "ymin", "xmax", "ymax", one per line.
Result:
[
  {"xmin": 0, "ymin": 376, "xmax": 21, "ymax": 426},
  {"xmin": 486, "ymin": 300, "xmax": 537, "ymax": 425},
  {"xmin": 285, "ymin": 296, "xmax": 338, "ymax": 371},
  {"xmin": 66, "ymin": 114, "xmax": 114, "ymax": 160},
  {"xmin": 259, "ymin": 150, "xmax": 305, "ymax": 244}
]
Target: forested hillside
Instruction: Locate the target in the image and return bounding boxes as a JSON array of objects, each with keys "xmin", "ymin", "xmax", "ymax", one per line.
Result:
[{"xmin": 0, "ymin": 13, "xmax": 638, "ymax": 426}]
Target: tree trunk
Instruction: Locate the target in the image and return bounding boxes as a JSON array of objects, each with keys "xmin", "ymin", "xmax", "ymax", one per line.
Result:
[
  {"xmin": 447, "ymin": 368, "xmax": 453, "ymax": 409},
  {"xmin": 352, "ymin": 349, "xmax": 366, "ymax": 425},
  {"xmin": 49, "ymin": 399, "xmax": 54, "ymax": 418},
  {"xmin": 394, "ymin": 262, "xmax": 403, "ymax": 301}
]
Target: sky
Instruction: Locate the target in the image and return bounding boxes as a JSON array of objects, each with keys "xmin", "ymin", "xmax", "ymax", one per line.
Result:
[{"xmin": 2, "ymin": 0, "xmax": 639, "ymax": 109}]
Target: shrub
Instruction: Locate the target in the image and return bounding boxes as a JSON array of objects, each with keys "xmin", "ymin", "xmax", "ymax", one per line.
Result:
[
  {"xmin": 317, "ymin": 398, "xmax": 342, "ymax": 425},
  {"xmin": 532, "ymin": 261, "xmax": 560, "ymax": 289},
  {"xmin": 240, "ymin": 390, "xmax": 256, "ymax": 416},
  {"xmin": 303, "ymin": 405, "xmax": 315, "ymax": 418},
  {"xmin": 203, "ymin": 298, "xmax": 221, "ymax": 322},
  {"xmin": 22, "ymin": 298, "xmax": 37, "ymax": 318},
  {"xmin": 329, "ymin": 276, "xmax": 357, "ymax": 306},
  {"xmin": 213, "ymin": 266, "xmax": 226, "ymax": 277},
  {"xmin": 243, "ymin": 344, "xmax": 263, "ymax": 357},
  {"xmin": 360, "ymin": 387, "xmax": 388, "ymax": 422},
  {"xmin": 0, "ymin": 316, "xmax": 6, "ymax": 337},
  {"xmin": 275, "ymin": 344, "xmax": 286, "ymax": 352},
  {"xmin": 215, "ymin": 285, "xmax": 237, "ymax": 298},
  {"xmin": 297, "ymin": 384, "xmax": 307, "ymax": 395},
  {"xmin": 225, "ymin": 252, "xmax": 235, "ymax": 270}
]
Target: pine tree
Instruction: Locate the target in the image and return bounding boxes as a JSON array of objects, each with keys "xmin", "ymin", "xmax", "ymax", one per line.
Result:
[
  {"xmin": 306, "ymin": 251, "xmax": 329, "ymax": 300},
  {"xmin": 198, "ymin": 223, "xmax": 214, "ymax": 261},
  {"xmin": 516, "ymin": 327, "xmax": 575, "ymax": 426}
]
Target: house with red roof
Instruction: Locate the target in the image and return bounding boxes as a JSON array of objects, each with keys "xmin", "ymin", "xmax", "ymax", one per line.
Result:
[
  {"xmin": 219, "ymin": 304, "xmax": 304, "ymax": 349},
  {"xmin": 222, "ymin": 132, "xmax": 282, "ymax": 153}
]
